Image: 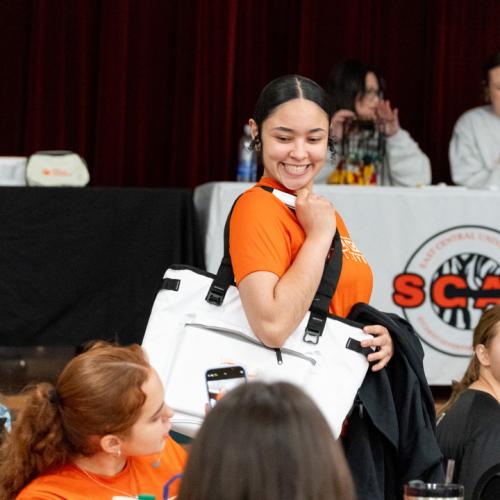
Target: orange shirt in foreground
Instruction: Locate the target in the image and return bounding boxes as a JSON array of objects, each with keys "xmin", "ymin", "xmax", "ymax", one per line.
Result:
[
  {"xmin": 230, "ymin": 177, "xmax": 373, "ymax": 317},
  {"xmin": 17, "ymin": 436, "xmax": 186, "ymax": 500}
]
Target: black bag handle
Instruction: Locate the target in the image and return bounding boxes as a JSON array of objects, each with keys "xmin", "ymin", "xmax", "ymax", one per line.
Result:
[
  {"xmin": 206, "ymin": 186, "xmax": 343, "ymax": 345},
  {"xmin": 204, "ymin": 192, "xmax": 244, "ymax": 306}
]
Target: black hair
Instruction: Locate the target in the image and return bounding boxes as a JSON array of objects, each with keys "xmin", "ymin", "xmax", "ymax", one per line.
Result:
[
  {"xmin": 483, "ymin": 51, "xmax": 500, "ymax": 83},
  {"xmin": 251, "ymin": 74, "xmax": 334, "ymax": 153},
  {"xmin": 326, "ymin": 59, "xmax": 386, "ymax": 113}
]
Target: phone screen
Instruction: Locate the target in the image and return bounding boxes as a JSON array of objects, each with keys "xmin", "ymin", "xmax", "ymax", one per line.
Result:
[{"xmin": 206, "ymin": 366, "xmax": 246, "ymax": 408}]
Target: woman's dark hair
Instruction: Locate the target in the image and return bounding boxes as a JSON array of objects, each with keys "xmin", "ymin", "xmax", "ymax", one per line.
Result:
[
  {"xmin": 178, "ymin": 382, "xmax": 356, "ymax": 500},
  {"xmin": 482, "ymin": 51, "xmax": 500, "ymax": 83},
  {"xmin": 252, "ymin": 74, "xmax": 334, "ymax": 152},
  {"xmin": 326, "ymin": 59, "xmax": 386, "ymax": 113},
  {"xmin": 438, "ymin": 305, "xmax": 500, "ymax": 418},
  {"xmin": 0, "ymin": 342, "xmax": 151, "ymax": 498}
]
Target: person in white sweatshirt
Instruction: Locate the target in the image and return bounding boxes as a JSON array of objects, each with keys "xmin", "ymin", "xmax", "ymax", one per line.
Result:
[
  {"xmin": 449, "ymin": 51, "xmax": 500, "ymax": 189},
  {"xmin": 317, "ymin": 59, "xmax": 431, "ymax": 186}
]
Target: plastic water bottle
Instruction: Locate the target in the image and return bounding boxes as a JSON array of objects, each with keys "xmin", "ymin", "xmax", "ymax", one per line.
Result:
[
  {"xmin": 0, "ymin": 404, "xmax": 12, "ymax": 433},
  {"xmin": 236, "ymin": 124, "xmax": 257, "ymax": 182}
]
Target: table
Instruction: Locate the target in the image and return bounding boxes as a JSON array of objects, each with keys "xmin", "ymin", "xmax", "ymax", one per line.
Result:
[
  {"xmin": 0, "ymin": 187, "xmax": 204, "ymax": 346},
  {"xmin": 194, "ymin": 182, "xmax": 500, "ymax": 384}
]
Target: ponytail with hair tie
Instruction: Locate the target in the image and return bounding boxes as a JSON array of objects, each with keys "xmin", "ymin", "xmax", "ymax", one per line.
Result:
[{"xmin": 48, "ymin": 387, "xmax": 60, "ymax": 407}]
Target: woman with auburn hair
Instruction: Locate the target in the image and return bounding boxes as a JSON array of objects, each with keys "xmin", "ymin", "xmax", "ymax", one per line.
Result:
[
  {"xmin": 178, "ymin": 381, "xmax": 356, "ymax": 500},
  {"xmin": 437, "ymin": 305, "xmax": 500, "ymax": 500},
  {"xmin": 0, "ymin": 342, "xmax": 186, "ymax": 500}
]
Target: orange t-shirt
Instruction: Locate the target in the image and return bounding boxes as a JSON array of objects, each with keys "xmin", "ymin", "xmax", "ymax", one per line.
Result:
[
  {"xmin": 17, "ymin": 437, "xmax": 186, "ymax": 500},
  {"xmin": 229, "ymin": 177, "xmax": 373, "ymax": 317}
]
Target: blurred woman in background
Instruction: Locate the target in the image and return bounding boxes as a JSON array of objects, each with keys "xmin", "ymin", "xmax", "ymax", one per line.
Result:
[
  {"xmin": 449, "ymin": 51, "xmax": 500, "ymax": 189},
  {"xmin": 318, "ymin": 59, "xmax": 431, "ymax": 186}
]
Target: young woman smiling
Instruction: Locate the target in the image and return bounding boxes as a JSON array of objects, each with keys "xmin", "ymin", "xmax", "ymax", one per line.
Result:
[{"xmin": 229, "ymin": 74, "xmax": 393, "ymax": 368}]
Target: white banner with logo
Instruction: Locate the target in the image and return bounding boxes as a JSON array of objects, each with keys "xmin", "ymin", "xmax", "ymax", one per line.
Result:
[{"xmin": 194, "ymin": 182, "xmax": 500, "ymax": 385}]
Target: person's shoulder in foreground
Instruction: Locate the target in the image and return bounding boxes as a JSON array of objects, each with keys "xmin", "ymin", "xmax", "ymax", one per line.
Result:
[{"xmin": 17, "ymin": 437, "xmax": 186, "ymax": 499}]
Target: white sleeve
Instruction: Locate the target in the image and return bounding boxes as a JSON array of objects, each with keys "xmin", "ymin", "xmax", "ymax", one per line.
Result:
[
  {"xmin": 449, "ymin": 114, "xmax": 500, "ymax": 188},
  {"xmin": 384, "ymin": 129, "xmax": 432, "ymax": 186}
]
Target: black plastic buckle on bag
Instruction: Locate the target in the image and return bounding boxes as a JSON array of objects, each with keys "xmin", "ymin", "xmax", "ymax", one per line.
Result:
[
  {"xmin": 161, "ymin": 278, "xmax": 180, "ymax": 291},
  {"xmin": 205, "ymin": 284, "xmax": 226, "ymax": 306},
  {"xmin": 303, "ymin": 313, "xmax": 326, "ymax": 345},
  {"xmin": 345, "ymin": 337, "xmax": 373, "ymax": 358}
]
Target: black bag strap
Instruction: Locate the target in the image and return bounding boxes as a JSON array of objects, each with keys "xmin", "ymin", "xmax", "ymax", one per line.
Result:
[
  {"xmin": 303, "ymin": 229, "xmax": 342, "ymax": 344},
  {"xmin": 258, "ymin": 186, "xmax": 343, "ymax": 336},
  {"xmin": 205, "ymin": 186, "xmax": 343, "ymax": 345},
  {"xmin": 204, "ymin": 191, "xmax": 245, "ymax": 305}
]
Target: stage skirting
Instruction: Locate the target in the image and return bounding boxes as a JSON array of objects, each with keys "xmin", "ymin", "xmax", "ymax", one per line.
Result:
[
  {"xmin": 194, "ymin": 182, "xmax": 500, "ymax": 385},
  {"xmin": 0, "ymin": 187, "xmax": 204, "ymax": 346}
]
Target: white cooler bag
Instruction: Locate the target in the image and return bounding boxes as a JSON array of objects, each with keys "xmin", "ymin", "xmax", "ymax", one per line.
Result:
[
  {"xmin": 142, "ymin": 188, "xmax": 372, "ymax": 438},
  {"xmin": 26, "ymin": 150, "xmax": 90, "ymax": 186}
]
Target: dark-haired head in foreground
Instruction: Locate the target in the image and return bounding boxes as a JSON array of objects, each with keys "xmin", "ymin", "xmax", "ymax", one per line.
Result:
[{"xmin": 178, "ymin": 381, "xmax": 356, "ymax": 500}]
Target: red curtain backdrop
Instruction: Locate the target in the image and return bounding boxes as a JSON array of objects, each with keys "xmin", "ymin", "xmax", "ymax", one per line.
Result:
[{"xmin": 0, "ymin": 0, "xmax": 499, "ymax": 187}]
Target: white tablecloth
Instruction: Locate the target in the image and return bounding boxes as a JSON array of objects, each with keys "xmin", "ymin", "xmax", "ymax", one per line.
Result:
[
  {"xmin": 194, "ymin": 182, "xmax": 500, "ymax": 384},
  {"xmin": 0, "ymin": 156, "xmax": 27, "ymax": 186}
]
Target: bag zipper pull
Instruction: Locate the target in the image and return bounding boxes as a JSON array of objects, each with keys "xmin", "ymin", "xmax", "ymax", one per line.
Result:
[{"xmin": 274, "ymin": 348, "xmax": 283, "ymax": 365}]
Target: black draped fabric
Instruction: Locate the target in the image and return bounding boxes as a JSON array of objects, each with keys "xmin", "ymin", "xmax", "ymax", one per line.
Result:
[{"xmin": 0, "ymin": 187, "xmax": 204, "ymax": 346}]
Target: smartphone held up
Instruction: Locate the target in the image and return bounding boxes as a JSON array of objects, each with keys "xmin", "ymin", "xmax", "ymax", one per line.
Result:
[{"xmin": 205, "ymin": 366, "xmax": 246, "ymax": 408}]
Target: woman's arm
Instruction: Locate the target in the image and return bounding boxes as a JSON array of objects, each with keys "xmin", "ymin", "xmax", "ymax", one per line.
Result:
[
  {"xmin": 331, "ymin": 109, "xmax": 355, "ymax": 141},
  {"xmin": 384, "ymin": 129, "xmax": 432, "ymax": 186},
  {"xmin": 238, "ymin": 189, "xmax": 336, "ymax": 347}
]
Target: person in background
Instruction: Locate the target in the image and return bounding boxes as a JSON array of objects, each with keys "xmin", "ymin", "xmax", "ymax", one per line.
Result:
[
  {"xmin": 437, "ymin": 305, "xmax": 500, "ymax": 500},
  {"xmin": 317, "ymin": 59, "xmax": 431, "ymax": 186},
  {"xmin": 449, "ymin": 51, "xmax": 500, "ymax": 189},
  {"xmin": 0, "ymin": 342, "xmax": 186, "ymax": 500},
  {"xmin": 178, "ymin": 381, "xmax": 356, "ymax": 500}
]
